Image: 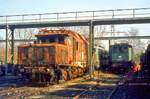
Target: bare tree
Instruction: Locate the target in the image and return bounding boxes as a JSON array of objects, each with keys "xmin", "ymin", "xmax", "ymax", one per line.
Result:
[
  {"xmin": 127, "ymin": 27, "xmax": 145, "ymax": 62},
  {"xmin": 15, "ymin": 28, "xmax": 37, "ymax": 40},
  {"xmin": 12, "ymin": 28, "xmax": 38, "ymax": 63}
]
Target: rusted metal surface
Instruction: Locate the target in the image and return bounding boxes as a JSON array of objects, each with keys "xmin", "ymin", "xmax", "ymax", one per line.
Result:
[{"xmin": 17, "ymin": 29, "xmax": 88, "ymax": 84}]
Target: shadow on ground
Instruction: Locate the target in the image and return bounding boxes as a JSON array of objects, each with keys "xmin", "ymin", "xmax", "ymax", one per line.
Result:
[
  {"xmin": 33, "ymin": 78, "xmax": 119, "ymax": 99},
  {"xmin": 110, "ymin": 85, "xmax": 150, "ymax": 99}
]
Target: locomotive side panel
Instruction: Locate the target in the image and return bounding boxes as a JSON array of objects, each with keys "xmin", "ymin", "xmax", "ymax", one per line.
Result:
[
  {"xmin": 72, "ymin": 38, "xmax": 87, "ymax": 68},
  {"xmin": 140, "ymin": 44, "xmax": 150, "ymax": 78},
  {"xmin": 65, "ymin": 36, "xmax": 74, "ymax": 65},
  {"xmin": 55, "ymin": 45, "xmax": 68, "ymax": 65},
  {"xmin": 18, "ymin": 47, "xmax": 29, "ymax": 65},
  {"xmin": 65, "ymin": 35, "xmax": 87, "ymax": 67},
  {"xmin": 45, "ymin": 46, "xmax": 56, "ymax": 65}
]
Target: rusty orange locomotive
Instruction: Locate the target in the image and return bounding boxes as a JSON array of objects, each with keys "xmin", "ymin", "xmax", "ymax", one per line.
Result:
[{"xmin": 17, "ymin": 29, "xmax": 88, "ymax": 84}]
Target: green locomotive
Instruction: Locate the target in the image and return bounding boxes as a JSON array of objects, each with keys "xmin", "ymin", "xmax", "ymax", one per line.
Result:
[
  {"xmin": 109, "ymin": 43, "xmax": 133, "ymax": 72},
  {"xmin": 92, "ymin": 46, "xmax": 109, "ymax": 70}
]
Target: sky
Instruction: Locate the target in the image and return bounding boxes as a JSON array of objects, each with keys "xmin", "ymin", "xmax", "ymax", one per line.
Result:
[
  {"xmin": 0, "ymin": 0, "xmax": 150, "ymax": 39},
  {"xmin": 0, "ymin": 0, "xmax": 150, "ymax": 15}
]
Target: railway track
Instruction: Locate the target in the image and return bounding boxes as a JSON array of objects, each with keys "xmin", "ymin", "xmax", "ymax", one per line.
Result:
[
  {"xmin": 106, "ymin": 71, "xmax": 149, "ymax": 99},
  {"xmin": 72, "ymin": 82, "xmax": 99, "ymax": 99},
  {"xmin": 107, "ymin": 79, "xmax": 150, "ymax": 99},
  {"xmin": 0, "ymin": 71, "xmax": 127, "ymax": 99},
  {"xmin": 106, "ymin": 75, "xmax": 126, "ymax": 99},
  {"xmin": 71, "ymin": 74, "xmax": 125, "ymax": 99}
]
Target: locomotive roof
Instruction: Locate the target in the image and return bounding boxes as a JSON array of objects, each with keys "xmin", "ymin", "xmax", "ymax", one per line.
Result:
[
  {"xmin": 35, "ymin": 29, "xmax": 87, "ymax": 44},
  {"xmin": 110, "ymin": 43, "xmax": 132, "ymax": 47},
  {"xmin": 18, "ymin": 43, "xmax": 67, "ymax": 48}
]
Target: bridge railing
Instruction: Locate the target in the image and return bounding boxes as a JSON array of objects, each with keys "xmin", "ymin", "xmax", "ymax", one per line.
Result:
[{"xmin": 0, "ymin": 8, "xmax": 150, "ymax": 24}]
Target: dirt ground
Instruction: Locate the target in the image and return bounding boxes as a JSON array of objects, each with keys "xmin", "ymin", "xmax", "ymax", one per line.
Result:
[{"xmin": 0, "ymin": 71, "xmax": 118, "ymax": 99}]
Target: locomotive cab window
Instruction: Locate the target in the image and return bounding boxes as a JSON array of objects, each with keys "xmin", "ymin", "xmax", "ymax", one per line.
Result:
[{"xmin": 37, "ymin": 34, "xmax": 67, "ymax": 44}]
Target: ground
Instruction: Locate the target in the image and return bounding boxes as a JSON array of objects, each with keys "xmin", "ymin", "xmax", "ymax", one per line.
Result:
[{"xmin": 0, "ymin": 71, "xmax": 120, "ymax": 99}]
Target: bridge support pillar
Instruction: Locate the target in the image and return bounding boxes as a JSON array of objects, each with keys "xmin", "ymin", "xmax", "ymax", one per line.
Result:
[
  {"xmin": 11, "ymin": 28, "xmax": 14, "ymax": 64},
  {"xmin": 89, "ymin": 20, "xmax": 94, "ymax": 77},
  {"xmin": 5, "ymin": 25, "xmax": 15, "ymax": 64},
  {"xmin": 5, "ymin": 25, "xmax": 8, "ymax": 64}
]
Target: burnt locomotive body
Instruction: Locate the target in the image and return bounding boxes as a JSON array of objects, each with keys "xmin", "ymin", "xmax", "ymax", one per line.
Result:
[{"xmin": 17, "ymin": 29, "xmax": 87, "ymax": 83}]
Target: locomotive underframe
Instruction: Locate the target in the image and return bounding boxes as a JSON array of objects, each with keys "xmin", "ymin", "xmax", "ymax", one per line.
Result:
[
  {"xmin": 110, "ymin": 61, "xmax": 132, "ymax": 73},
  {"xmin": 17, "ymin": 64, "xmax": 86, "ymax": 84}
]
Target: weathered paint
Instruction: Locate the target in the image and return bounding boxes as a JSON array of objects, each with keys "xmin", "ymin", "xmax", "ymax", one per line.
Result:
[{"xmin": 17, "ymin": 29, "xmax": 88, "ymax": 83}]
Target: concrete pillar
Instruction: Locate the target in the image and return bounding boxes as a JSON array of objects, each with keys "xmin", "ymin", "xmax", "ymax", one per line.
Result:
[{"xmin": 89, "ymin": 20, "xmax": 94, "ymax": 76}]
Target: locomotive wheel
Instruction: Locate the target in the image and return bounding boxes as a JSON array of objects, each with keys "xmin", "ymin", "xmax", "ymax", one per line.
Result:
[
  {"xmin": 61, "ymin": 69, "xmax": 68, "ymax": 81},
  {"xmin": 69, "ymin": 70, "xmax": 73, "ymax": 79},
  {"xmin": 67, "ymin": 69, "xmax": 72, "ymax": 80},
  {"xmin": 71, "ymin": 69, "xmax": 76, "ymax": 78},
  {"xmin": 74, "ymin": 68, "xmax": 78, "ymax": 77},
  {"xmin": 78, "ymin": 68, "xmax": 81, "ymax": 76},
  {"xmin": 79, "ymin": 68, "xmax": 83, "ymax": 76}
]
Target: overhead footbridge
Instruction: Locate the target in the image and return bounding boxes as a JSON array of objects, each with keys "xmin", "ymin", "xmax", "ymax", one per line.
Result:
[{"xmin": 0, "ymin": 7, "xmax": 150, "ymax": 64}]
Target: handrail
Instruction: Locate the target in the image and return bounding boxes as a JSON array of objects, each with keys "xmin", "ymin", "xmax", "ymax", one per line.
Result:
[{"xmin": 0, "ymin": 7, "xmax": 150, "ymax": 24}]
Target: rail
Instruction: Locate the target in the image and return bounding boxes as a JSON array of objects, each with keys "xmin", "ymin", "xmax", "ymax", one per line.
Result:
[
  {"xmin": 0, "ymin": 8, "xmax": 150, "ymax": 24},
  {"xmin": 107, "ymin": 72, "xmax": 131, "ymax": 99},
  {"xmin": 72, "ymin": 74, "xmax": 125, "ymax": 99}
]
